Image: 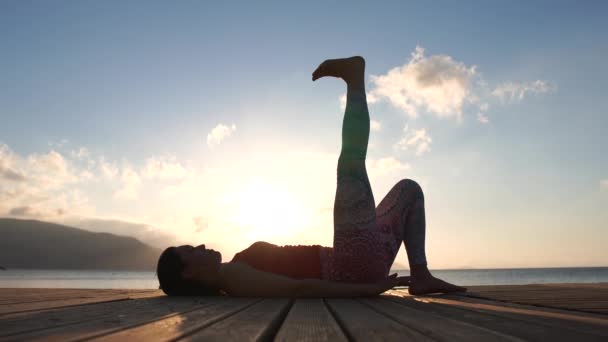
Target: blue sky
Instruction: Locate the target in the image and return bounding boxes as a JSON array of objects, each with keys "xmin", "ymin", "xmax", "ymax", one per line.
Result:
[{"xmin": 1, "ymin": 1, "xmax": 607, "ymax": 268}]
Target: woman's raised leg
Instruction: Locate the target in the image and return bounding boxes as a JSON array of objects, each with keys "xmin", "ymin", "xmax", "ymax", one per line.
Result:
[
  {"xmin": 313, "ymin": 57, "xmax": 386, "ymax": 282},
  {"xmin": 313, "ymin": 56, "xmax": 375, "ymax": 227}
]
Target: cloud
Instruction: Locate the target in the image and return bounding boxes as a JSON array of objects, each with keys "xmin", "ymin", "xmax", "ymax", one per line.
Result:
[
  {"xmin": 48, "ymin": 138, "xmax": 69, "ymax": 148},
  {"xmin": 8, "ymin": 205, "xmax": 65, "ymax": 218},
  {"xmin": 492, "ymin": 80, "xmax": 555, "ymax": 103},
  {"xmin": 142, "ymin": 156, "xmax": 188, "ymax": 180},
  {"xmin": 368, "ymin": 157, "xmax": 410, "ymax": 176},
  {"xmin": 193, "ymin": 216, "xmax": 208, "ymax": 233},
  {"xmin": 207, "ymin": 123, "xmax": 236, "ymax": 147},
  {"xmin": 65, "ymin": 217, "xmax": 181, "ymax": 248},
  {"xmin": 370, "ymin": 119, "xmax": 382, "ymax": 132},
  {"xmin": 362, "ymin": 46, "xmax": 555, "ymax": 123},
  {"xmin": 114, "ymin": 166, "xmax": 140, "ymax": 200},
  {"xmin": 369, "ymin": 46, "xmax": 477, "ymax": 120},
  {"xmin": 71, "ymin": 147, "xmax": 90, "ymax": 159},
  {"xmin": 0, "ymin": 144, "xmax": 26, "ymax": 181},
  {"xmin": 477, "ymin": 112, "xmax": 490, "ymax": 124},
  {"xmin": 28, "ymin": 150, "xmax": 68, "ymax": 176},
  {"xmin": 99, "ymin": 157, "xmax": 119, "ymax": 179},
  {"xmin": 2, "ymin": 146, "xmax": 83, "ymax": 190},
  {"xmin": 601, "ymin": 180, "xmax": 608, "ymax": 190},
  {"xmin": 395, "ymin": 126, "xmax": 432, "ymax": 156}
]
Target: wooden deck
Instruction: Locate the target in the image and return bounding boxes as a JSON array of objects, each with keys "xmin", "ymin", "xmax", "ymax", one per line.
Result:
[{"xmin": 0, "ymin": 284, "xmax": 607, "ymax": 341}]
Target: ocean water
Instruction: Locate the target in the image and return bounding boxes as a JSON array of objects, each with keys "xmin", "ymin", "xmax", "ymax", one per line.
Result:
[{"xmin": 1, "ymin": 267, "xmax": 607, "ymax": 289}]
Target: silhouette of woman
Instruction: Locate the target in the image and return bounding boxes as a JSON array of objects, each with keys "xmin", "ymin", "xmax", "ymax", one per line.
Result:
[{"xmin": 157, "ymin": 57, "xmax": 466, "ymax": 297}]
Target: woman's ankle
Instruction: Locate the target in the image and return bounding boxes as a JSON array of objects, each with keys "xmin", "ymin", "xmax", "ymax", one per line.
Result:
[{"xmin": 410, "ymin": 264, "xmax": 431, "ymax": 280}]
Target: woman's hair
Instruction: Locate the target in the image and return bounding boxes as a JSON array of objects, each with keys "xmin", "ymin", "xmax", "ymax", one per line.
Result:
[{"xmin": 156, "ymin": 247, "xmax": 221, "ymax": 296}]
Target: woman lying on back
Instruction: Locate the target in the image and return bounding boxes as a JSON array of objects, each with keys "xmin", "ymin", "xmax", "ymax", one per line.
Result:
[{"xmin": 157, "ymin": 56, "xmax": 466, "ymax": 297}]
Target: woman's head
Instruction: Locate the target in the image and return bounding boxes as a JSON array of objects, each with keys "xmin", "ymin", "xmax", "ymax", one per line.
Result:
[{"xmin": 156, "ymin": 244, "xmax": 223, "ymax": 296}]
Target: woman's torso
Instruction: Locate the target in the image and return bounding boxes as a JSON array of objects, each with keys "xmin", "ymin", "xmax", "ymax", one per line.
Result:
[{"xmin": 230, "ymin": 241, "xmax": 329, "ymax": 279}]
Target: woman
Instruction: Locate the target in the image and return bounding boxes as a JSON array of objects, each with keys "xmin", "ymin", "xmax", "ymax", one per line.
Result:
[{"xmin": 157, "ymin": 56, "xmax": 466, "ymax": 297}]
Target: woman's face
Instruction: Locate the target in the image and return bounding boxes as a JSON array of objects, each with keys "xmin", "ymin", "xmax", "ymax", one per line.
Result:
[{"xmin": 175, "ymin": 244, "xmax": 222, "ymax": 283}]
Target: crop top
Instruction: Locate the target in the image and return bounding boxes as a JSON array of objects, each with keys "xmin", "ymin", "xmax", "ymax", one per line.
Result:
[{"xmin": 230, "ymin": 241, "xmax": 322, "ymax": 279}]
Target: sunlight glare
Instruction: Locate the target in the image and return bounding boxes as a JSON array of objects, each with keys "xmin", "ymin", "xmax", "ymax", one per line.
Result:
[{"xmin": 232, "ymin": 177, "xmax": 312, "ymax": 243}]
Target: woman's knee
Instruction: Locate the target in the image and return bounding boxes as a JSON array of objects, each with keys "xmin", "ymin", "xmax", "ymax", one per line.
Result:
[{"xmin": 395, "ymin": 179, "xmax": 424, "ymax": 197}]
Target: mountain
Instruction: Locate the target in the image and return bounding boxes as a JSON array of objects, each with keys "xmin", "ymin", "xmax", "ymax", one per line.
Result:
[{"xmin": 0, "ymin": 218, "xmax": 162, "ymax": 271}]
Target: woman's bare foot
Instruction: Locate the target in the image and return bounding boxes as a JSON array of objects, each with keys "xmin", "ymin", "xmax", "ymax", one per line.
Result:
[
  {"xmin": 312, "ymin": 56, "xmax": 365, "ymax": 86},
  {"xmin": 409, "ymin": 275, "xmax": 467, "ymax": 295},
  {"xmin": 408, "ymin": 264, "xmax": 466, "ymax": 295}
]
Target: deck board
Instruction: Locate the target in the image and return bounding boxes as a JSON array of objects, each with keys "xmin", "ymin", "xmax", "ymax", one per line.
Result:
[
  {"xmin": 181, "ymin": 298, "xmax": 291, "ymax": 341},
  {"xmin": 326, "ymin": 298, "xmax": 432, "ymax": 341},
  {"xmin": 274, "ymin": 299, "xmax": 347, "ymax": 341},
  {"xmin": 359, "ymin": 297, "xmax": 520, "ymax": 341},
  {"xmin": 0, "ymin": 289, "xmax": 162, "ymax": 316},
  {"xmin": 465, "ymin": 284, "xmax": 608, "ymax": 314},
  {"xmin": 387, "ymin": 290, "xmax": 608, "ymax": 340},
  {"xmin": 93, "ymin": 297, "xmax": 258, "ymax": 341},
  {"xmin": 0, "ymin": 284, "xmax": 606, "ymax": 341}
]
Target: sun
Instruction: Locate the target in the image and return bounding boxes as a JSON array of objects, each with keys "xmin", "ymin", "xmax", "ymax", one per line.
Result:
[{"xmin": 232, "ymin": 177, "xmax": 312, "ymax": 242}]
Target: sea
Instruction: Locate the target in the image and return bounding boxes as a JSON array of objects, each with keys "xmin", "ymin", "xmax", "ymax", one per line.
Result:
[{"xmin": 1, "ymin": 267, "xmax": 607, "ymax": 289}]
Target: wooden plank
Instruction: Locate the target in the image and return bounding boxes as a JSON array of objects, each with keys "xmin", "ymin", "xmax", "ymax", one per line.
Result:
[
  {"xmin": 5, "ymin": 297, "xmax": 252, "ymax": 342},
  {"xmin": 440, "ymin": 294, "xmax": 608, "ymax": 326},
  {"xmin": 0, "ymin": 292, "xmax": 162, "ymax": 321},
  {"xmin": 0, "ymin": 289, "xmax": 158, "ymax": 305},
  {"xmin": 181, "ymin": 299, "xmax": 291, "ymax": 342},
  {"xmin": 387, "ymin": 291, "xmax": 608, "ymax": 341},
  {"xmin": 326, "ymin": 298, "xmax": 432, "ymax": 341},
  {"xmin": 0, "ymin": 290, "xmax": 162, "ymax": 316},
  {"xmin": 0, "ymin": 288, "xmax": 156, "ymax": 298},
  {"xmin": 93, "ymin": 297, "xmax": 260, "ymax": 342},
  {"xmin": 466, "ymin": 292, "xmax": 608, "ymax": 314},
  {"xmin": 468, "ymin": 283, "xmax": 608, "ymax": 292},
  {"xmin": 274, "ymin": 299, "xmax": 348, "ymax": 342},
  {"xmin": 359, "ymin": 297, "xmax": 521, "ymax": 341},
  {"xmin": 0, "ymin": 295, "xmax": 204, "ymax": 338},
  {"xmin": 463, "ymin": 286, "xmax": 608, "ymax": 314}
]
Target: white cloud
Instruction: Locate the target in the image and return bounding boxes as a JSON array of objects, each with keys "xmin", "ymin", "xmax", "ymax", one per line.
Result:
[
  {"xmin": 0, "ymin": 143, "xmax": 94, "ymax": 220},
  {"xmin": 492, "ymin": 80, "xmax": 554, "ymax": 103},
  {"xmin": 48, "ymin": 138, "xmax": 69, "ymax": 148},
  {"xmin": 24, "ymin": 150, "xmax": 83, "ymax": 189},
  {"xmin": 362, "ymin": 46, "xmax": 555, "ymax": 123},
  {"xmin": 0, "ymin": 144, "xmax": 26, "ymax": 181},
  {"xmin": 477, "ymin": 112, "xmax": 490, "ymax": 124},
  {"xmin": 114, "ymin": 166, "xmax": 140, "ymax": 200},
  {"xmin": 99, "ymin": 157, "xmax": 119, "ymax": 179},
  {"xmin": 142, "ymin": 156, "xmax": 188, "ymax": 180},
  {"xmin": 207, "ymin": 123, "xmax": 236, "ymax": 147},
  {"xmin": 8, "ymin": 205, "xmax": 68, "ymax": 218},
  {"xmin": 601, "ymin": 180, "xmax": 608, "ymax": 190},
  {"xmin": 28, "ymin": 150, "xmax": 69, "ymax": 177},
  {"xmin": 368, "ymin": 157, "xmax": 410, "ymax": 176},
  {"xmin": 395, "ymin": 126, "xmax": 432, "ymax": 156},
  {"xmin": 370, "ymin": 119, "xmax": 382, "ymax": 132},
  {"xmin": 65, "ymin": 218, "xmax": 180, "ymax": 248},
  {"xmin": 71, "ymin": 147, "xmax": 90, "ymax": 159},
  {"xmin": 369, "ymin": 46, "xmax": 477, "ymax": 120}
]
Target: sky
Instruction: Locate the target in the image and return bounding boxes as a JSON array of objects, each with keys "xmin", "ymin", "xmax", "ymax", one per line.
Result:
[{"xmin": 1, "ymin": 1, "xmax": 607, "ymax": 269}]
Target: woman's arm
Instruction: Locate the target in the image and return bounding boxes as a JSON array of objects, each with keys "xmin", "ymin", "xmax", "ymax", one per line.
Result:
[{"xmin": 219, "ymin": 262, "xmax": 399, "ymax": 297}]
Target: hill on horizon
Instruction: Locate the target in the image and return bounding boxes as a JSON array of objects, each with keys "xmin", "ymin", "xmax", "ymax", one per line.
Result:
[{"xmin": 0, "ymin": 218, "xmax": 162, "ymax": 271}]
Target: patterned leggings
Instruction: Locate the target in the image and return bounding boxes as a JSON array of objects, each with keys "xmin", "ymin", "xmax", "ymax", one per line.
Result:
[{"xmin": 320, "ymin": 83, "xmax": 428, "ymax": 282}]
